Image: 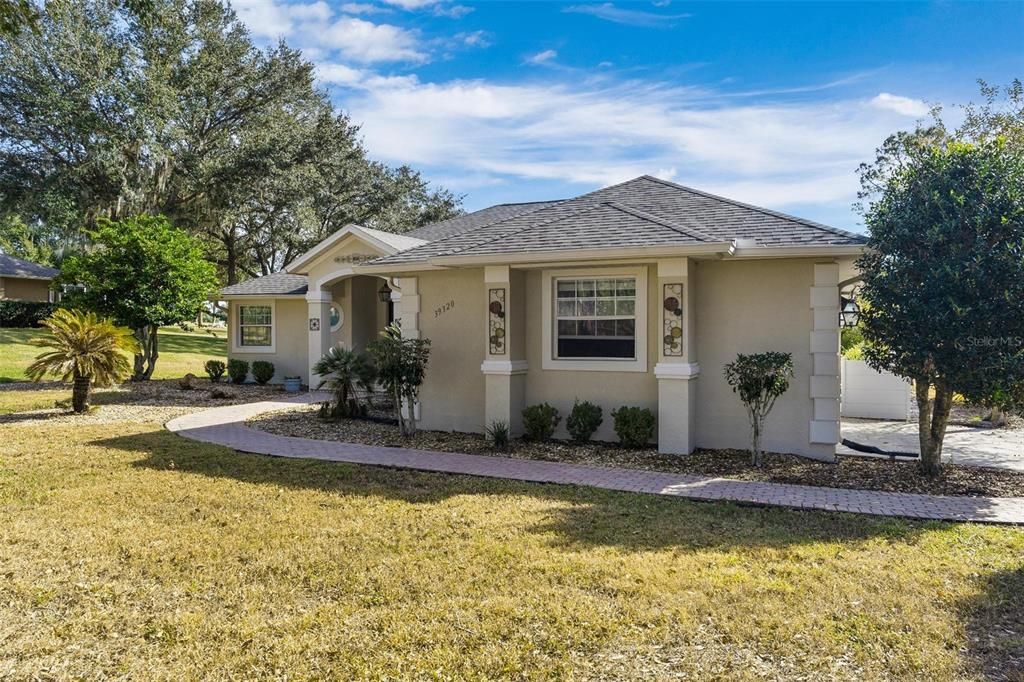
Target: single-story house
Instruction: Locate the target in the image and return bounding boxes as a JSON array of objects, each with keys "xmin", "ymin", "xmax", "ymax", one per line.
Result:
[
  {"xmin": 221, "ymin": 176, "xmax": 866, "ymax": 461},
  {"xmin": 0, "ymin": 254, "xmax": 58, "ymax": 302}
]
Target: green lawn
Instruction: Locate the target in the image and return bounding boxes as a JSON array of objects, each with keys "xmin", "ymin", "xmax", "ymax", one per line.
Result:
[
  {"xmin": 0, "ymin": 325, "xmax": 225, "ymax": 384},
  {"xmin": 0, "ymin": 395, "xmax": 1021, "ymax": 679}
]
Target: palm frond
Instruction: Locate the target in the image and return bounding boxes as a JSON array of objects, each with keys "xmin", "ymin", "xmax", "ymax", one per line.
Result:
[{"xmin": 25, "ymin": 308, "xmax": 140, "ymax": 385}]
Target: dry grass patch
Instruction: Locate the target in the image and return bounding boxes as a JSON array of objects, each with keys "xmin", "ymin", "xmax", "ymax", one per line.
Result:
[{"xmin": 1, "ymin": 416, "xmax": 1022, "ymax": 679}]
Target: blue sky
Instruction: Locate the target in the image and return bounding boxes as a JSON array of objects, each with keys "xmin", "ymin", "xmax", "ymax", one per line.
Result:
[{"xmin": 233, "ymin": 0, "xmax": 1023, "ymax": 230}]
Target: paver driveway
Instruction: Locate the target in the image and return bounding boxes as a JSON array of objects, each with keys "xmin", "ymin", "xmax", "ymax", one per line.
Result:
[{"xmin": 166, "ymin": 395, "xmax": 1024, "ymax": 525}]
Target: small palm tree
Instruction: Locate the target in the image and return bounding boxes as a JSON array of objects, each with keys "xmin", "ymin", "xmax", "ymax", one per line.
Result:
[
  {"xmin": 313, "ymin": 344, "xmax": 377, "ymax": 419},
  {"xmin": 26, "ymin": 309, "xmax": 140, "ymax": 413}
]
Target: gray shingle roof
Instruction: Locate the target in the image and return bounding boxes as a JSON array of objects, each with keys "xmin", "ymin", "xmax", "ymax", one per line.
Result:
[
  {"xmin": 406, "ymin": 201, "xmax": 563, "ymax": 241},
  {"xmin": 220, "ymin": 272, "xmax": 308, "ymax": 297},
  {"xmin": 369, "ymin": 176, "xmax": 866, "ymax": 266},
  {"xmin": 0, "ymin": 254, "xmax": 59, "ymax": 279}
]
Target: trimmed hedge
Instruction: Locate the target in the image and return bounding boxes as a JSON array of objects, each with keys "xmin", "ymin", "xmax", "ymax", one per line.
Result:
[{"xmin": 0, "ymin": 300, "xmax": 58, "ymax": 327}]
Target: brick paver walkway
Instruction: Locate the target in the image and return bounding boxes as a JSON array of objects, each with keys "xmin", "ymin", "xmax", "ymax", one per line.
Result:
[{"xmin": 166, "ymin": 395, "xmax": 1024, "ymax": 525}]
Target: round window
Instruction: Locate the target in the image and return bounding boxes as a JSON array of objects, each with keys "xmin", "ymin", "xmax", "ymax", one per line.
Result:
[{"xmin": 329, "ymin": 304, "xmax": 344, "ymax": 332}]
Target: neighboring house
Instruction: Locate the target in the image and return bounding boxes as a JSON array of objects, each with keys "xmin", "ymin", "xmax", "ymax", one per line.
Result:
[
  {"xmin": 221, "ymin": 176, "xmax": 866, "ymax": 460},
  {"xmin": 0, "ymin": 254, "xmax": 58, "ymax": 302}
]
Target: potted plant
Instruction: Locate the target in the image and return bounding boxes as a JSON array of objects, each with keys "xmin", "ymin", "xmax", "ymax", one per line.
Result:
[{"xmin": 283, "ymin": 375, "xmax": 302, "ymax": 393}]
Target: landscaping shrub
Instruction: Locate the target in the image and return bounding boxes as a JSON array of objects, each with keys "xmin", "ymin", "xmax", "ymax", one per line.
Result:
[
  {"xmin": 227, "ymin": 359, "xmax": 249, "ymax": 384},
  {"xmin": 313, "ymin": 345, "xmax": 376, "ymax": 419},
  {"xmin": 724, "ymin": 352, "xmax": 794, "ymax": 467},
  {"xmin": 611, "ymin": 406, "xmax": 656, "ymax": 448},
  {"xmin": 522, "ymin": 403, "xmax": 560, "ymax": 441},
  {"xmin": 252, "ymin": 360, "xmax": 275, "ymax": 385},
  {"xmin": 204, "ymin": 359, "xmax": 226, "ymax": 383},
  {"xmin": 566, "ymin": 399, "xmax": 603, "ymax": 442},
  {"xmin": 0, "ymin": 300, "xmax": 57, "ymax": 327},
  {"xmin": 485, "ymin": 420, "xmax": 510, "ymax": 450}
]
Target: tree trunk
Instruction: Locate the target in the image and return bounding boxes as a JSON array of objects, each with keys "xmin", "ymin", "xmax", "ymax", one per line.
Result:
[
  {"xmin": 404, "ymin": 394, "xmax": 417, "ymax": 436},
  {"xmin": 392, "ymin": 387, "xmax": 406, "ymax": 435},
  {"xmin": 225, "ymin": 230, "xmax": 239, "ymax": 286},
  {"xmin": 133, "ymin": 324, "xmax": 160, "ymax": 381},
  {"xmin": 72, "ymin": 372, "xmax": 91, "ymax": 413},
  {"xmin": 749, "ymin": 407, "xmax": 763, "ymax": 467},
  {"xmin": 916, "ymin": 379, "xmax": 953, "ymax": 476}
]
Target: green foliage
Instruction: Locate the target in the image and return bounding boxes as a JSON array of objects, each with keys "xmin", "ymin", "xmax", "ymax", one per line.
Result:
[
  {"xmin": 485, "ymin": 420, "xmax": 510, "ymax": 450},
  {"xmin": 313, "ymin": 345, "xmax": 377, "ymax": 419},
  {"xmin": 521, "ymin": 403, "xmax": 560, "ymax": 441},
  {"xmin": 227, "ymin": 359, "xmax": 249, "ymax": 385},
  {"xmin": 204, "ymin": 359, "xmax": 225, "ymax": 383},
  {"xmin": 0, "ymin": 300, "xmax": 57, "ymax": 328},
  {"xmin": 0, "ymin": 0, "xmax": 461, "ymax": 282},
  {"xmin": 0, "ymin": 215, "xmax": 53, "ymax": 264},
  {"xmin": 857, "ymin": 136, "xmax": 1024, "ymax": 474},
  {"xmin": 25, "ymin": 308, "xmax": 139, "ymax": 412},
  {"xmin": 367, "ymin": 323, "xmax": 431, "ymax": 436},
  {"xmin": 251, "ymin": 361, "xmax": 275, "ymax": 385},
  {"xmin": 566, "ymin": 400, "xmax": 603, "ymax": 443},
  {"xmin": 724, "ymin": 352, "xmax": 794, "ymax": 466},
  {"xmin": 610, "ymin": 406, "xmax": 656, "ymax": 448},
  {"xmin": 59, "ymin": 215, "xmax": 218, "ymax": 380},
  {"xmin": 0, "ymin": 0, "xmax": 38, "ymax": 38}
]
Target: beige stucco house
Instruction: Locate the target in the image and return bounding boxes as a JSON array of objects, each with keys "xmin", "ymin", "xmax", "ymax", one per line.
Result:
[
  {"xmin": 0, "ymin": 254, "xmax": 58, "ymax": 302},
  {"xmin": 221, "ymin": 176, "xmax": 866, "ymax": 461}
]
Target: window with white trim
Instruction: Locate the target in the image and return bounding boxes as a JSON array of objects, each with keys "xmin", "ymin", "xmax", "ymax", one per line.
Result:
[
  {"xmin": 555, "ymin": 277, "xmax": 636, "ymax": 359},
  {"xmin": 239, "ymin": 305, "xmax": 273, "ymax": 347}
]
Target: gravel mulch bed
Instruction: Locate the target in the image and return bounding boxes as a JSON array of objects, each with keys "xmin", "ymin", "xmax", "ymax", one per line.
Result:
[
  {"xmin": 0, "ymin": 379, "xmax": 287, "ymax": 425},
  {"xmin": 249, "ymin": 404, "xmax": 1024, "ymax": 498}
]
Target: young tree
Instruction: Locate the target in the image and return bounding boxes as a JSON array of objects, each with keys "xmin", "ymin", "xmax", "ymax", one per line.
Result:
[
  {"xmin": 59, "ymin": 215, "xmax": 218, "ymax": 380},
  {"xmin": 724, "ymin": 352, "xmax": 794, "ymax": 467},
  {"xmin": 313, "ymin": 345, "xmax": 377, "ymax": 419},
  {"xmin": 26, "ymin": 308, "xmax": 140, "ymax": 412},
  {"xmin": 857, "ymin": 138, "xmax": 1024, "ymax": 475},
  {"xmin": 367, "ymin": 323, "xmax": 431, "ymax": 436}
]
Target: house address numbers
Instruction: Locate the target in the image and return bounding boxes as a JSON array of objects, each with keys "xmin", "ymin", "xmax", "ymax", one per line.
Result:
[{"xmin": 434, "ymin": 299, "xmax": 455, "ymax": 318}]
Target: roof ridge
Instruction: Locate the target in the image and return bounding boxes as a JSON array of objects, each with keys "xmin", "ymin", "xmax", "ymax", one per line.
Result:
[
  {"xmin": 425, "ymin": 175, "xmax": 663, "ymax": 258},
  {"xmin": 602, "ymin": 201, "xmax": 717, "ymax": 243},
  {"xmin": 495, "ymin": 199, "xmax": 564, "ymax": 207},
  {"xmin": 399, "ymin": 200, "xmax": 561, "ymax": 259},
  {"xmin": 436, "ymin": 200, "xmax": 615, "ymax": 257},
  {"xmin": 639, "ymin": 175, "xmax": 866, "ymax": 242}
]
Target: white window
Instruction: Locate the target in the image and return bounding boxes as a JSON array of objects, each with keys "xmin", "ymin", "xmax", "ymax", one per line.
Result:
[
  {"xmin": 542, "ymin": 267, "xmax": 648, "ymax": 372},
  {"xmin": 232, "ymin": 301, "xmax": 276, "ymax": 353},
  {"xmin": 555, "ymin": 277, "xmax": 636, "ymax": 359}
]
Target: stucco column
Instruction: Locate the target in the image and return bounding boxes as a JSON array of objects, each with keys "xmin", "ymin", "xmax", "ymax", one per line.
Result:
[
  {"xmin": 654, "ymin": 258, "xmax": 699, "ymax": 454},
  {"xmin": 393, "ymin": 277, "xmax": 422, "ymax": 422},
  {"xmin": 809, "ymin": 263, "xmax": 841, "ymax": 453},
  {"xmin": 394, "ymin": 276, "xmax": 419, "ymax": 338},
  {"xmin": 480, "ymin": 266, "xmax": 527, "ymax": 436},
  {"xmin": 306, "ymin": 289, "xmax": 332, "ymax": 389}
]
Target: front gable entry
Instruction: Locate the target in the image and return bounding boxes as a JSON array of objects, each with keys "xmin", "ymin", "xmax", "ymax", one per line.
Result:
[{"xmin": 286, "ymin": 224, "xmax": 424, "ymax": 288}]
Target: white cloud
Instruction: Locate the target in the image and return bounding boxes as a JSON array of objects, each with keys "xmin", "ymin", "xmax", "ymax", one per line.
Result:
[
  {"xmin": 434, "ymin": 4, "xmax": 473, "ymax": 18},
  {"xmin": 232, "ymin": 0, "xmax": 327, "ymax": 39},
  {"xmin": 379, "ymin": 0, "xmax": 437, "ymax": 8},
  {"xmin": 563, "ymin": 3, "xmax": 691, "ymax": 28},
  {"xmin": 456, "ymin": 30, "xmax": 490, "ymax": 48},
  {"xmin": 525, "ymin": 49, "xmax": 558, "ymax": 65},
  {"xmin": 335, "ymin": 74, "xmax": 927, "ymax": 213},
  {"xmin": 870, "ymin": 92, "xmax": 930, "ymax": 117},
  {"xmin": 340, "ymin": 2, "xmax": 391, "ymax": 14},
  {"xmin": 320, "ymin": 17, "xmax": 426, "ymax": 63}
]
